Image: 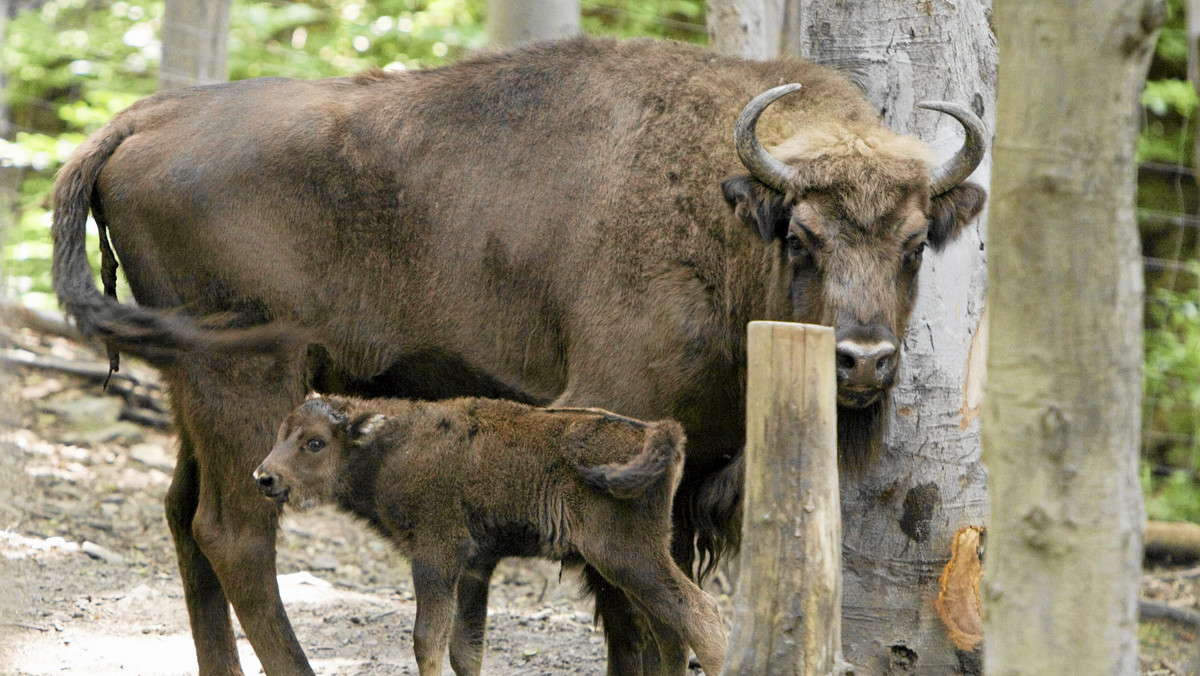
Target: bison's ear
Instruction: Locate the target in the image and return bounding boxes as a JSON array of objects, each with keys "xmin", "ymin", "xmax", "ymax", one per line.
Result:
[
  {"xmin": 928, "ymin": 182, "xmax": 986, "ymax": 251},
  {"xmin": 347, "ymin": 413, "xmax": 388, "ymax": 442},
  {"xmin": 722, "ymin": 175, "xmax": 791, "ymax": 243}
]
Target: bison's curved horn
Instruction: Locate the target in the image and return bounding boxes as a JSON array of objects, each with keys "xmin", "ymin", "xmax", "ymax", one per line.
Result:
[
  {"xmin": 917, "ymin": 101, "xmax": 987, "ymax": 196},
  {"xmin": 734, "ymin": 83, "xmax": 802, "ymax": 194}
]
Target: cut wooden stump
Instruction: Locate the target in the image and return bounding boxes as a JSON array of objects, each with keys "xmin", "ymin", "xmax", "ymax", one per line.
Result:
[{"xmin": 722, "ymin": 321, "xmax": 848, "ymax": 675}]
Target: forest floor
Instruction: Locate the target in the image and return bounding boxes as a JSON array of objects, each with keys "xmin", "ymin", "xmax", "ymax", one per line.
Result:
[
  {"xmin": 0, "ymin": 320, "xmax": 1196, "ymax": 675},
  {"xmin": 0, "ymin": 325, "xmax": 619, "ymax": 675}
]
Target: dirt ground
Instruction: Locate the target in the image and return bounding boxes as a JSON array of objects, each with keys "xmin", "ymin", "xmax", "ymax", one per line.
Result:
[
  {"xmin": 0, "ymin": 324, "xmax": 1198, "ymax": 675},
  {"xmin": 0, "ymin": 328, "xmax": 621, "ymax": 675}
]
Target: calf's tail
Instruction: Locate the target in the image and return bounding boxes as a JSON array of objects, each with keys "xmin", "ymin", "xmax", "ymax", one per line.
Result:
[
  {"xmin": 51, "ymin": 114, "xmax": 305, "ymax": 365},
  {"xmin": 577, "ymin": 420, "xmax": 685, "ymax": 500}
]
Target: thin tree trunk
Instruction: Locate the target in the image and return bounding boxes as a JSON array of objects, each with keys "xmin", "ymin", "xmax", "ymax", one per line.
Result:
[
  {"xmin": 704, "ymin": 0, "xmax": 783, "ymax": 60},
  {"xmin": 486, "ymin": 0, "xmax": 579, "ymax": 48},
  {"xmin": 984, "ymin": 2, "xmax": 1160, "ymax": 673},
  {"xmin": 779, "ymin": 3, "xmax": 997, "ymax": 673},
  {"xmin": 159, "ymin": 0, "xmax": 231, "ymax": 91}
]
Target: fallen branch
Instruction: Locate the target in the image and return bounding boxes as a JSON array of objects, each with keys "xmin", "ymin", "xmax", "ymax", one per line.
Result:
[
  {"xmin": 0, "ymin": 299, "xmax": 83, "ymax": 342},
  {"xmin": 1139, "ymin": 599, "xmax": 1200, "ymax": 629},
  {"xmin": 1146, "ymin": 521, "xmax": 1200, "ymax": 564},
  {"xmin": 2, "ymin": 348, "xmax": 132, "ymax": 384},
  {"xmin": 1145, "ymin": 564, "xmax": 1200, "ymax": 583},
  {"xmin": 2, "ymin": 347, "xmax": 171, "ymax": 428}
]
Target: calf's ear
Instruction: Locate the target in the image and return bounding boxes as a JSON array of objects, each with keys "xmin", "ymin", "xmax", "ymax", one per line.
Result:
[
  {"xmin": 347, "ymin": 413, "xmax": 388, "ymax": 442},
  {"xmin": 928, "ymin": 182, "xmax": 986, "ymax": 251},
  {"xmin": 722, "ymin": 175, "xmax": 791, "ymax": 243}
]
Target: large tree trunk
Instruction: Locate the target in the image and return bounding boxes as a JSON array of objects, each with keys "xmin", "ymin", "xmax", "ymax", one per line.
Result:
[
  {"xmin": 983, "ymin": 2, "xmax": 1159, "ymax": 674},
  {"xmin": 159, "ymin": 0, "xmax": 230, "ymax": 91},
  {"xmin": 486, "ymin": 0, "xmax": 579, "ymax": 48},
  {"xmin": 707, "ymin": 2, "xmax": 994, "ymax": 671},
  {"xmin": 785, "ymin": 4, "xmax": 996, "ymax": 673}
]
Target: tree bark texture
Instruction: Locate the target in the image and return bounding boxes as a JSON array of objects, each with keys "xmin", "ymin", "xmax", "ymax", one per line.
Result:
[
  {"xmin": 159, "ymin": 0, "xmax": 230, "ymax": 91},
  {"xmin": 486, "ymin": 0, "xmax": 579, "ymax": 48},
  {"xmin": 984, "ymin": 2, "xmax": 1161, "ymax": 674},
  {"xmin": 724, "ymin": 321, "xmax": 845, "ymax": 675},
  {"xmin": 778, "ymin": 3, "xmax": 995, "ymax": 673},
  {"xmin": 706, "ymin": 0, "xmax": 782, "ymax": 60}
]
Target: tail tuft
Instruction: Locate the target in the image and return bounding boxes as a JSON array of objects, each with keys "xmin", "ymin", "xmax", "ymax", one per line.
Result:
[{"xmin": 577, "ymin": 420, "xmax": 685, "ymax": 499}]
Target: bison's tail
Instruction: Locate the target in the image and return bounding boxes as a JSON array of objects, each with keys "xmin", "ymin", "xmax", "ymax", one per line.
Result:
[
  {"xmin": 688, "ymin": 452, "xmax": 744, "ymax": 585},
  {"xmin": 577, "ymin": 420, "xmax": 685, "ymax": 500},
  {"xmin": 50, "ymin": 116, "xmax": 305, "ymax": 364}
]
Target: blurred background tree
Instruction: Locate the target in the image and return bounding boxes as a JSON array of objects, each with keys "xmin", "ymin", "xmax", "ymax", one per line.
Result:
[{"xmin": 1, "ymin": 0, "xmax": 1198, "ymax": 524}]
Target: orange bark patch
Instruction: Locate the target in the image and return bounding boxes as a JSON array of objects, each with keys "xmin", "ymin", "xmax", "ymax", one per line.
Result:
[{"xmin": 936, "ymin": 525, "xmax": 985, "ymax": 651}]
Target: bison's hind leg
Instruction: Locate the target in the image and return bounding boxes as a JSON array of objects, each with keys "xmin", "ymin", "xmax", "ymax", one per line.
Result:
[
  {"xmin": 165, "ymin": 428, "xmax": 244, "ymax": 676},
  {"xmin": 163, "ymin": 352, "xmax": 313, "ymax": 676}
]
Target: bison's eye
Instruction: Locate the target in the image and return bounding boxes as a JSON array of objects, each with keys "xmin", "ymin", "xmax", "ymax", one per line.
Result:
[
  {"xmin": 306, "ymin": 438, "xmax": 325, "ymax": 453},
  {"xmin": 786, "ymin": 233, "xmax": 806, "ymax": 256},
  {"xmin": 905, "ymin": 241, "xmax": 926, "ymax": 267}
]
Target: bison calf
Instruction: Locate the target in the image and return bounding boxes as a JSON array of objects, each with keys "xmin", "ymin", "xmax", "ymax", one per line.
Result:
[{"xmin": 253, "ymin": 394, "xmax": 727, "ymax": 675}]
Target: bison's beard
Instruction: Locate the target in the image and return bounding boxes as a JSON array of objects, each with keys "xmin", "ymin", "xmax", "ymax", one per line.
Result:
[{"xmin": 837, "ymin": 398, "xmax": 887, "ymax": 476}]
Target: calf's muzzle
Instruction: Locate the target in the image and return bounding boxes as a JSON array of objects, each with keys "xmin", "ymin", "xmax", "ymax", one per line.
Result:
[{"xmin": 253, "ymin": 465, "xmax": 288, "ymax": 501}]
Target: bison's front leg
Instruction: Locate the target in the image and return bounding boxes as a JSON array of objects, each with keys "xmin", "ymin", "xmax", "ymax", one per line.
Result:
[{"xmin": 164, "ymin": 353, "xmax": 311, "ymax": 676}]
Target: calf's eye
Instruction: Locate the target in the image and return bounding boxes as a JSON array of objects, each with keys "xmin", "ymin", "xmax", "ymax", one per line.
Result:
[{"xmin": 306, "ymin": 438, "xmax": 325, "ymax": 452}]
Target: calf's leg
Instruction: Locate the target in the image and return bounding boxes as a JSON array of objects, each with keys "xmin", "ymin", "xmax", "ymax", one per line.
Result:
[
  {"xmin": 164, "ymin": 354, "xmax": 311, "ymax": 676},
  {"xmin": 627, "ymin": 596, "xmax": 690, "ymax": 676},
  {"xmin": 586, "ymin": 548, "xmax": 727, "ymax": 676},
  {"xmin": 449, "ymin": 556, "xmax": 497, "ymax": 676},
  {"xmin": 583, "ymin": 565, "xmax": 662, "ymax": 675},
  {"xmin": 411, "ymin": 557, "xmax": 461, "ymax": 676}
]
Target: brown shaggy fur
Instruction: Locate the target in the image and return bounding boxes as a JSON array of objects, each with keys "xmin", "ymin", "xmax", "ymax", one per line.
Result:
[
  {"xmin": 254, "ymin": 395, "xmax": 727, "ymax": 676},
  {"xmin": 50, "ymin": 35, "xmax": 985, "ymax": 675}
]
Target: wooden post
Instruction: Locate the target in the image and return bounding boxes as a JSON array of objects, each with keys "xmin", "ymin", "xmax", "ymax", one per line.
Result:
[{"xmin": 723, "ymin": 321, "xmax": 846, "ymax": 675}]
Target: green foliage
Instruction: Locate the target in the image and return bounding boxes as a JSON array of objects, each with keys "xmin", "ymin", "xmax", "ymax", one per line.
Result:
[
  {"xmin": 1155, "ymin": 0, "xmax": 1190, "ymax": 72},
  {"xmin": 0, "ymin": 0, "xmax": 491, "ymax": 307},
  {"xmin": 1142, "ymin": 262, "xmax": 1200, "ymax": 522},
  {"xmin": 581, "ymin": 0, "xmax": 705, "ymax": 43},
  {"xmin": 1143, "ymin": 464, "xmax": 1200, "ymax": 522},
  {"xmin": 1138, "ymin": 0, "xmax": 1195, "ymax": 165},
  {"xmin": 1144, "ymin": 268, "xmax": 1200, "ymax": 465}
]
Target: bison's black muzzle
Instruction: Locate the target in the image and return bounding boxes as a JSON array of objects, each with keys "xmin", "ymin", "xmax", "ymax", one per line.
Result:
[{"xmin": 835, "ymin": 326, "xmax": 899, "ymax": 408}]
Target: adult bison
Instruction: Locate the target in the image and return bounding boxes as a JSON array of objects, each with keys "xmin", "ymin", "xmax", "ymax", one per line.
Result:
[{"xmin": 51, "ymin": 36, "xmax": 984, "ymax": 675}]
